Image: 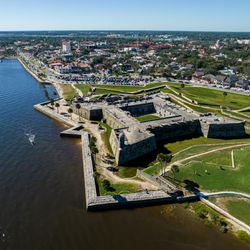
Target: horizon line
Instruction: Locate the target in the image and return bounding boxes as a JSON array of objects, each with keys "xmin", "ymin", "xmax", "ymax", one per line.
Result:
[{"xmin": 0, "ymin": 29, "xmax": 250, "ymax": 33}]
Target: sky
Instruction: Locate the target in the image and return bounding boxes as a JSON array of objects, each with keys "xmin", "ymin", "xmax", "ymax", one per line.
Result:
[{"xmin": 0, "ymin": 0, "xmax": 250, "ymax": 32}]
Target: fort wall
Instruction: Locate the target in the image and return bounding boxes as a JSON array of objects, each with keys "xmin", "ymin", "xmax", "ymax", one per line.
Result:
[
  {"xmin": 117, "ymin": 135, "xmax": 157, "ymax": 164},
  {"xmin": 202, "ymin": 121, "xmax": 246, "ymax": 138},
  {"xmin": 121, "ymin": 102, "xmax": 156, "ymax": 117},
  {"xmin": 148, "ymin": 119, "xmax": 201, "ymax": 142},
  {"xmin": 73, "ymin": 104, "xmax": 103, "ymax": 120}
]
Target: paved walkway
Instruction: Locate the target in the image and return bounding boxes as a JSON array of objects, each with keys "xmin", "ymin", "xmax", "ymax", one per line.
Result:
[
  {"xmin": 71, "ymin": 84, "xmax": 83, "ymax": 96},
  {"xmin": 201, "ymin": 197, "xmax": 250, "ymax": 233},
  {"xmin": 201, "ymin": 191, "xmax": 250, "ymax": 199}
]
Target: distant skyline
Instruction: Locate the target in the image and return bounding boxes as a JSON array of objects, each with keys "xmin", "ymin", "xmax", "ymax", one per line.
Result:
[{"xmin": 1, "ymin": 0, "xmax": 250, "ymax": 32}]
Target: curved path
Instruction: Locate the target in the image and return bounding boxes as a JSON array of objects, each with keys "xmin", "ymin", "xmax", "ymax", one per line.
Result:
[
  {"xmin": 160, "ymin": 142, "xmax": 250, "ymax": 176},
  {"xmin": 200, "ymin": 197, "xmax": 250, "ymax": 233},
  {"xmin": 201, "ymin": 191, "xmax": 250, "ymax": 199},
  {"xmin": 71, "ymin": 83, "xmax": 83, "ymax": 96}
]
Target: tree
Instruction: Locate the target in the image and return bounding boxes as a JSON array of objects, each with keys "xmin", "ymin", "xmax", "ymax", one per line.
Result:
[
  {"xmin": 55, "ymin": 103, "xmax": 60, "ymax": 113},
  {"xmin": 171, "ymin": 165, "xmax": 179, "ymax": 180},
  {"xmin": 157, "ymin": 153, "xmax": 172, "ymax": 175},
  {"xmin": 75, "ymin": 103, "xmax": 81, "ymax": 121},
  {"xmin": 102, "ymin": 179, "xmax": 115, "ymax": 192},
  {"xmin": 68, "ymin": 108, "xmax": 73, "ymax": 120}
]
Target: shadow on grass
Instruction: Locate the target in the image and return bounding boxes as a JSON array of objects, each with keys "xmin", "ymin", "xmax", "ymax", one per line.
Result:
[{"xmin": 183, "ymin": 179, "xmax": 200, "ymax": 193}]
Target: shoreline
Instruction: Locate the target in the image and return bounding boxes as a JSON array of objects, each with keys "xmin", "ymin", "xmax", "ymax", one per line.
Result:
[
  {"xmin": 34, "ymin": 99, "xmax": 250, "ymax": 247},
  {"xmin": 34, "ymin": 100, "xmax": 199, "ymax": 210},
  {"xmin": 16, "ymin": 58, "xmax": 250, "ymax": 244},
  {"xmin": 17, "ymin": 57, "xmax": 64, "ymax": 99}
]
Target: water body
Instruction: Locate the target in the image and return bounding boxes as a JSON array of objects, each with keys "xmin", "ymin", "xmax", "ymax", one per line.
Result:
[{"xmin": 0, "ymin": 59, "xmax": 249, "ymax": 250}]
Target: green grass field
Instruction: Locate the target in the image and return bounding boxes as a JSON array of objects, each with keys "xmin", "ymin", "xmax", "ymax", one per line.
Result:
[
  {"xmin": 242, "ymin": 111, "xmax": 250, "ymax": 116},
  {"xmin": 163, "ymin": 85, "xmax": 250, "ymax": 110},
  {"xmin": 97, "ymin": 179, "xmax": 141, "ymax": 196},
  {"xmin": 76, "ymin": 82, "xmax": 168, "ymax": 95},
  {"xmin": 226, "ymin": 200, "xmax": 250, "ymax": 225},
  {"xmin": 142, "ymin": 136, "xmax": 250, "ymax": 176},
  {"xmin": 136, "ymin": 114, "xmax": 161, "ymax": 122},
  {"xmin": 170, "ymin": 146, "xmax": 250, "ymax": 193},
  {"xmin": 165, "ymin": 136, "xmax": 250, "ymax": 154},
  {"xmin": 116, "ymin": 166, "xmax": 140, "ymax": 178},
  {"xmin": 75, "ymin": 81, "xmax": 249, "ymax": 110},
  {"xmin": 61, "ymin": 84, "xmax": 78, "ymax": 100},
  {"xmin": 144, "ymin": 162, "xmax": 162, "ymax": 175}
]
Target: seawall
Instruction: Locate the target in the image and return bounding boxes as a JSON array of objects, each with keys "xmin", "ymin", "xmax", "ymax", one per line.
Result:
[
  {"xmin": 34, "ymin": 100, "xmax": 199, "ymax": 211},
  {"xmin": 18, "ymin": 57, "xmax": 64, "ymax": 98}
]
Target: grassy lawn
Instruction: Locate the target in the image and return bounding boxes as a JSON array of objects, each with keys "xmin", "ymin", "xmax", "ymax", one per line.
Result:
[
  {"xmin": 76, "ymin": 81, "xmax": 249, "ymax": 110},
  {"xmin": 142, "ymin": 136, "xmax": 250, "ymax": 176},
  {"xmin": 165, "ymin": 136, "xmax": 250, "ymax": 155},
  {"xmin": 169, "ymin": 146, "xmax": 250, "ymax": 193},
  {"xmin": 116, "ymin": 166, "xmax": 140, "ymax": 178},
  {"xmin": 242, "ymin": 111, "xmax": 250, "ymax": 116},
  {"xmin": 144, "ymin": 162, "xmax": 163, "ymax": 175},
  {"xmin": 163, "ymin": 85, "xmax": 250, "ymax": 110},
  {"xmin": 185, "ymin": 103, "xmax": 219, "ymax": 114},
  {"xmin": 172, "ymin": 144, "xmax": 234, "ymax": 162},
  {"xmin": 225, "ymin": 200, "xmax": 250, "ymax": 225},
  {"xmin": 76, "ymin": 82, "xmax": 168, "ymax": 95},
  {"xmin": 61, "ymin": 84, "xmax": 78, "ymax": 100},
  {"xmin": 136, "ymin": 114, "xmax": 161, "ymax": 122},
  {"xmin": 97, "ymin": 178, "xmax": 142, "ymax": 196},
  {"xmin": 224, "ymin": 110, "xmax": 250, "ymax": 119}
]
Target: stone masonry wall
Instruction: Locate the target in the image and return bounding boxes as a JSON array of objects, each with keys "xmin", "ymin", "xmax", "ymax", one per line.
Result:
[
  {"xmin": 203, "ymin": 122, "xmax": 246, "ymax": 138},
  {"xmin": 117, "ymin": 135, "xmax": 157, "ymax": 165},
  {"xmin": 120, "ymin": 102, "xmax": 156, "ymax": 117},
  {"xmin": 148, "ymin": 119, "xmax": 202, "ymax": 142},
  {"xmin": 103, "ymin": 109, "xmax": 128, "ymax": 129},
  {"xmin": 73, "ymin": 105, "xmax": 103, "ymax": 120}
]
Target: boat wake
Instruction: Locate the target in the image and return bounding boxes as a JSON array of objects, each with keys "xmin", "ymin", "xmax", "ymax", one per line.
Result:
[
  {"xmin": 26, "ymin": 133, "xmax": 36, "ymax": 145},
  {"xmin": 23, "ymin": 126, "xmax": 36, "ymax": 145}
]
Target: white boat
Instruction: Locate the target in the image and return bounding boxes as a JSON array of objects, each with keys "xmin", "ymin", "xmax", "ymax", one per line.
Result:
[{"xmin": 26, "ymin": 133, "xmax": 36, "ymax": 145}]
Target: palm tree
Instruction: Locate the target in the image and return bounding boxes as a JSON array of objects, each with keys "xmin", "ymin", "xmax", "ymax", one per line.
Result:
[
  {"xmin": 75, "ymin": 103, "xmax": 81, "ymax": 121},
  {"xmin": 55, "ymin": 103, "xmax": 60, "ymax": 113},
  {"xmin": 157, "ymin": 153, "xmax": 172, "ymax": 175},
  {"xmin": 68, "ymin": 108, "xmax": 73, "ymax": 120}
]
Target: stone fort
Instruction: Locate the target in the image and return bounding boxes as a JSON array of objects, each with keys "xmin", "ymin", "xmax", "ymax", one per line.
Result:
[{"xmin": 73, "ymin": 94, "xmax": 246, "ymax": 165}]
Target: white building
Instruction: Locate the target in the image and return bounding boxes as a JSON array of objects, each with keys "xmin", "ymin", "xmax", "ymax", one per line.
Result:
[{"xmin": 62, "ymin": 41, "xmax": 71, "ymax": 54}]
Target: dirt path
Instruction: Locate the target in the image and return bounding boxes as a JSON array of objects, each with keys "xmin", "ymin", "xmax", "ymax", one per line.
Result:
[
  {"xmin": 85, "ymin": 122, "xmax": 158, "ymax": 190},
  {"xmin": 100, "ymin": 166, "xmax": 158, "ymax": 190},
  {"xmin": 71, "ymin": 84, "xmax": 83, "ymax": 96}
]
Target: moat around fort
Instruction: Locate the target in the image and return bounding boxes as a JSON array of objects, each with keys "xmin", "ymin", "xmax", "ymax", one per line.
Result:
[{"xmin": 0, "ymin": 59, "xmax": 249, "ymax": 250}]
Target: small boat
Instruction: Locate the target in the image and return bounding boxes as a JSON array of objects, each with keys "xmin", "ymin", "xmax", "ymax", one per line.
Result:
[{"xmin": 26, "ymin": 133, "xmax": 36, "ymax": 145}]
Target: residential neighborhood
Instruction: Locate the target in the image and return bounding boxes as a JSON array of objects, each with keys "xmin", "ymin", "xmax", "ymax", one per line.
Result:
[{"xmin": 1, "ymin": 31, "xmax": 249, "ymax": 93}]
